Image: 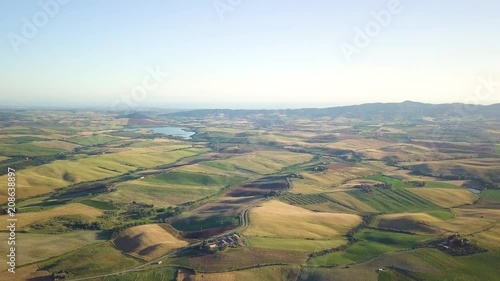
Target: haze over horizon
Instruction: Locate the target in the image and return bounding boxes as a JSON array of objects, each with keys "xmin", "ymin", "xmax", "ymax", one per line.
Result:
[{"xmin": 1, "ymin": 0, "xmax": 499, "ymax": 108}]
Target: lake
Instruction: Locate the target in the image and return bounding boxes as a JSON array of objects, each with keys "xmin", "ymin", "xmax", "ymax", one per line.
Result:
[
  {"xmin": 467, "ymin": 188, "xmax": 481, "ymax": 194},
  {"xmin": 125, "ymin": 126, "xmax": 195, "ymax": 139}
]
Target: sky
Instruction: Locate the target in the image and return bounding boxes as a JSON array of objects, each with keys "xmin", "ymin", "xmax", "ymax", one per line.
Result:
[{"xmin": 1, "ymin": 0, "xmax": 499, "ymax": 109}]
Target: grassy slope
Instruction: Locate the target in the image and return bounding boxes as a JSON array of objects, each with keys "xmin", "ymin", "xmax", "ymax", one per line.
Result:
[
  {"xmin": 150, "ymin": 171, "xmax": 240, "ymax": 186},
  {"xmin": 39, "ymin": 241, "xmax": 142, "ymax": 278},
  {"xmin": 0, "ymin": 231, "xmax": 104, "ymax": 270},
  {"xmin": 66, "ymin": 135, "xmax": 119, "ymax": 146},
  {"xmin": 367, "ymin": 175, "xmax": 411, "ymax": 188},
  {"xmin": 408, "ymin": 188, "xmax": 477, "ymax": 208},
  {"xmin": 0, "ymin": 143, "xmax": 65, "ymax": 157},
  {"xmin": 481, "ymin": 189, "xmax": 500, "ymax": 202},
  {"xmin": 423, "ymin": 181, "xmax": 461, "ymax": 188},
  {"xmin": 414, "ymin": 248, "xmax": 500, "ymax": 281},
  {"xmin": 244, "ymin": 200, "xmax": 361, "ymax": 239},
  {"xmin": 326, "ymin": 191, "xmax": 377, "ymax": 212},
  {"xmin": 103, "ymin": 267, "xmax": 177, "ymax": 281},
  {"xmin": 197, "ymin": 265, "xmax": 300, "ymax": 281},
  {"xmin": 375, "ymin": 213, "xmax": 443, "ymax": 235},
  {"xmin": 172, "ymin": 215, "xmax": 239, "ymax": 232},
  {"xmin": 224, "ymin": 151, "xmax": 312, "ymax": 174},
  {"xmin": 347, "ymin": 187, "xmax": 439, "ymax": 213},
  {"xmin": 114, "ymin": 224, "xmax": 188, "ymax": 261},
  {"xmin": 309, "ymin": 229, "xmax": 430, "ymax": 266},
  {"xmin": 0, "ymin": 147, "xmax": 204, "ymax": 203},
  {"xmin": 247, "ymin": 236, "xmax": 348, "ymax": 252},
  {"xmin": 99, "ymin": 171, "xmax": 245, "ymax": 206},
  {"xmin": 0, "ymin": 203, "xmax": 102, "ymax": 228}
]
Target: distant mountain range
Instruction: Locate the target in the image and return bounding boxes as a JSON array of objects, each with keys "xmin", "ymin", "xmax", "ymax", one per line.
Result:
[{"xmin": 164, "ymin": 101, "xmax": 500, "ymax": 120}]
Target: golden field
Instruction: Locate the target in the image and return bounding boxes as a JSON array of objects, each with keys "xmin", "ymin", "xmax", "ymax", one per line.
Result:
[
  {"xmin": 0, "ymin": 203, "xmax": 102, "ymax": 228},
  {"xmin": 244, "ymin": 200, "xmax": 361, "ymax": 239},
  {"xmin": 114, "ymin": 224, "xmax": 188, "ymax": 261}
]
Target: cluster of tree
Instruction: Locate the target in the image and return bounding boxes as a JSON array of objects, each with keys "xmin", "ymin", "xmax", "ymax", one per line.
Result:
[
  {"xmin": 99, "ymin": 210, "xmax": 118, "ymax": 220},
  {"xmin": 62, "ymin": 172, "xmax": 76, "ymax": 182},
  {"xmin": 353, "ymin": 183, "xmax": 392, "ymax": 192},
  {"xmin": 285, "ymin": 147, "xmax": 308, "ymax": 153},
  {"xmin": 30, "ymin": 216, "xmax": 102, "ymax": 231},
  {"xmin": 436, "ymin": 235, "xmax": 487, "ymax": 256},
  {"xmin": 328, "ymin": 149, "xmax": 361, "ymax": 162},
  {"xmin": 288, "ymin": 173, "xmax": 304, "ymax": 179},
  {"xmin": 256, "ymin": 140, "xmax": 281, "ymax": 147},
  {"xmin": 346, "ymin": 213, "xmax": 376, "ymax": 244},
  {"xmin": 157, "ymin": 206, "xmax": 185, "ymax": 222},
  {"xmin": 382, "ymin": 156, "xmax": 399, "ymax": 166},
  {"xmin": 309, "ymin": 243, "xmax": 350, "ymax": 258},
  {"xmin": 309, "ymin": 165, "xmax": 327, "ymax": 172},
  {"xmin": 408, "ymin": 181, "xmax": 426, "ymax": 187},
  {"xmin": 127, "ymin": 204, "xmax": 155, "ymax": 219},
  {"xmin": 265, "ymin": 190, "xmax": 282, "ymax": 198},
  {"xmin": 403, "ymin": 166, "xmax": 498, "ymax": 189}
]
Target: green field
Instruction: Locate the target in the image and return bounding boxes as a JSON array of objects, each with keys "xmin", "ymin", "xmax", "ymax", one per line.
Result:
[
  {"xmin": 367, "ymin": 175, "xmax": 411, "ymax": 188},
  {"xmin": 172, "ymin": 215, "xmax": 240, "ymax": 232},
  {"xmin": 98, "ymin": 171, "xmax": 245, "ymax": 206},
  {"xmin": 151, "ymin": 171, "xmax": 242, "ymax": 187},
  {"xmin": 308, "ymin": 229, "xmax": 430, "ymax": 266},
  {"xmin": 222, "ymin": 151, "xmax": 312, "ymax": 175},
  {"xmin": 247, "ymin": 236, "xmax": 347, "ymax": 252},
  {"xmin": 202, "ymin": 160, "xmax": 238, "ymax": 171},
  {"xmin": 0, "ymin": 147, "xmax": 205, "ymax": 203},
  {"xmin": 480, "ymin": 189, "xmax": 500, "ymax": 202},
  {"xmin": 12, "ymin": 136, "xmax": 50, "ymax": 143},
  {"xmin": 66, "ymin": 135, "xmax": 120, "ymax": 146},
  {"xmin": 347, "ymin": 187, "xmax": 438, "ymax": 213},
  {"xmin": 98, "ymin": 182, "xmax": 212, "ymax": 206},
  {"xmin": 412, "ymin": 248, "xmax": 500, "ymax": 281},
  {"xmin": 281, "ymin": 193, "xmax": 331, "ymax": 205},
  {"xmin": 423, "ymin": 181, "xmax": 461, "ymax": 189},
  {"xmin": 0, "ymin": 231, "xmax": 104, "ymax": 270},
  {"xmin": 425, "ymin": 209, "xmax": 455, "ymax": 220},
  {"xmin": 103, "ymin": 267, "xmax": 177, "ymax": 281},
  {"xmin": 39, "ymin": 242, "xmax": 142, "ymax": 278},
  {"xmin": 494, "ymin": 144, "xmax": 500, "ymax": 155},
  {"xmin": 0, "ymin": 143, "xmax": 65, "ymax": 157}
]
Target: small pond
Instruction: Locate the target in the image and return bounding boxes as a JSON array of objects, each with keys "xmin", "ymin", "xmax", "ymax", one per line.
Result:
[{"xmin": 467, "ymin": 188, "xmax": 481, "ymax": 194}]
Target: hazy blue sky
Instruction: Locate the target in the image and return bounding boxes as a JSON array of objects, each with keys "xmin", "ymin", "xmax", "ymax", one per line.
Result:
[{"xmin": 1, "ymin": 0, "xmax": 499, "ymax": 109}]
